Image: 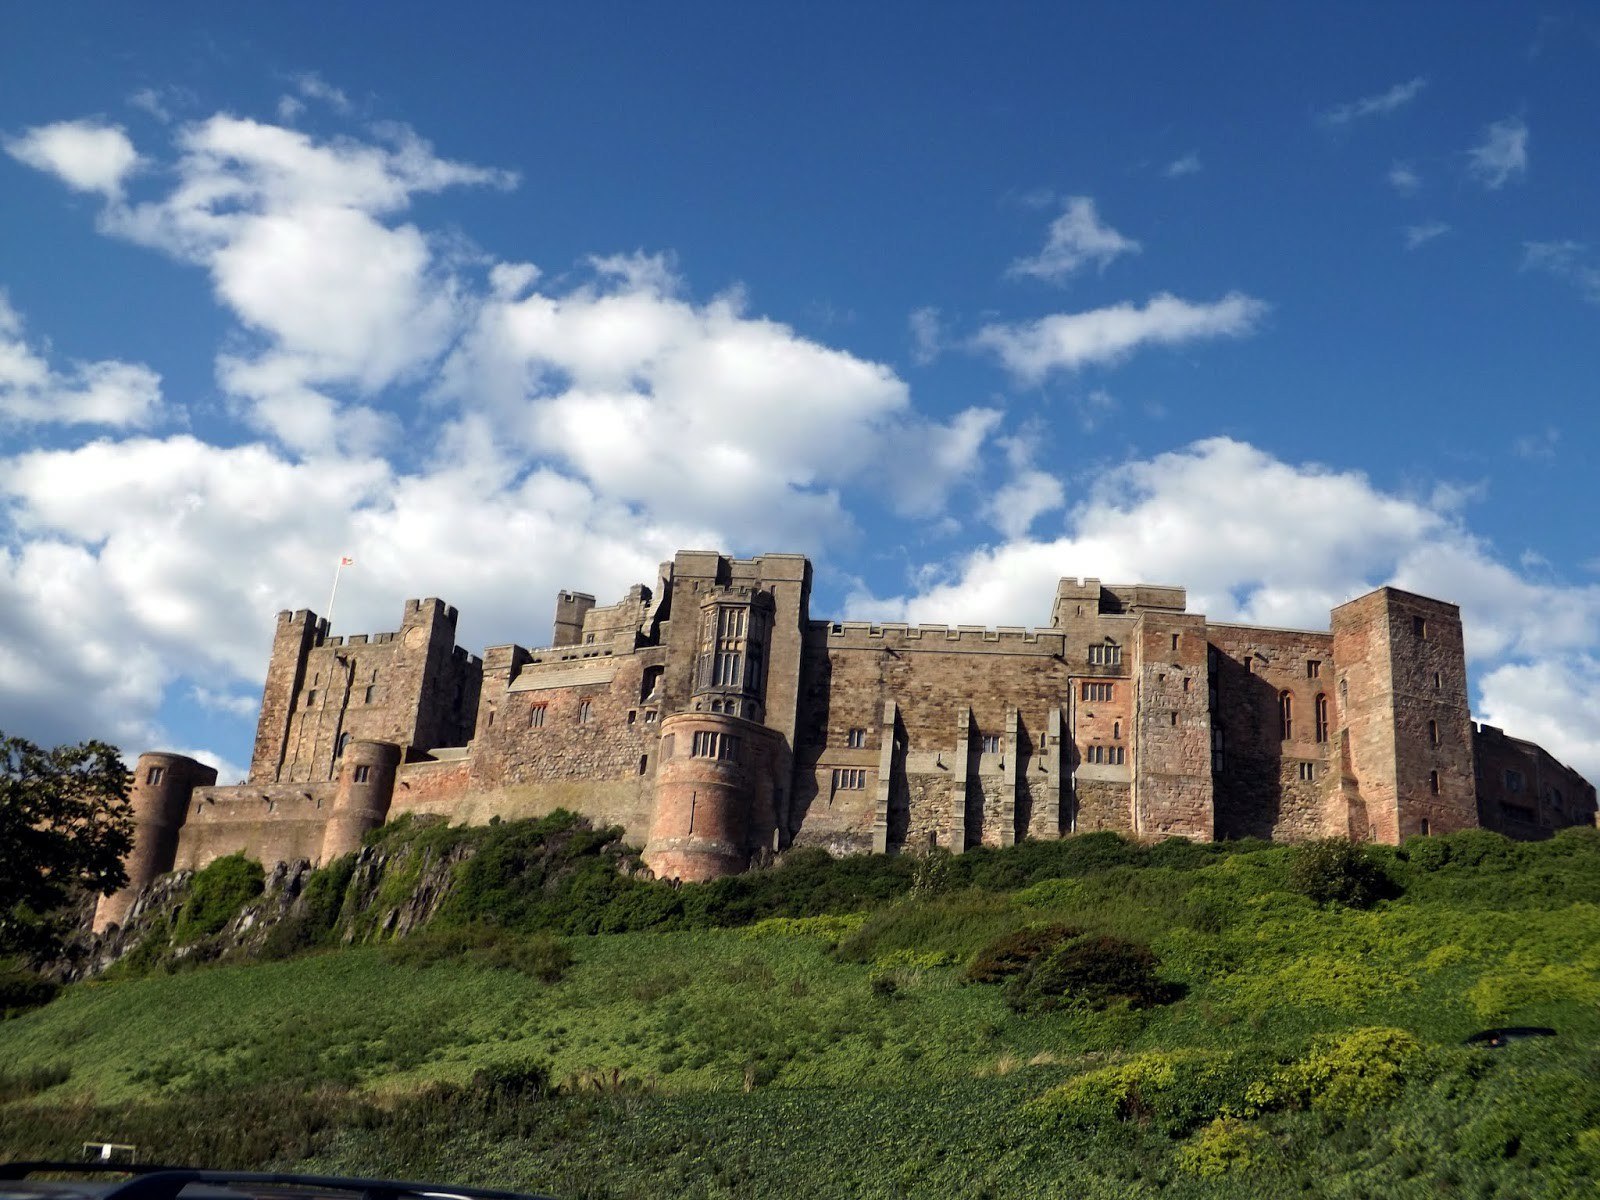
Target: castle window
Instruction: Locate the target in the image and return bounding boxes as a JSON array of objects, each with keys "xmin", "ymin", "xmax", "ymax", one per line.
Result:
[
  {"xmin": 1113, "ymin": 721, "xmax": 1121, "ymax": 739},
  {"xmin": 1279, "ymin": 691, "xmax": 1293, "ymax": 740},
  {"xmin": 353, "ymin": 765, "xmax": 370, "ymax": 784},
  {"xmin": 1171, "ymin": 633, "xmax": 1180, "ymax": 651},
  {"xmin": 1428, "ymin": 719, "xmax": 1439, "ymax": 746},
  {"xmin": 1505, "ymin": 769, "xmax": 1524, "ymax": 793},
  {"xmin": 578, "ymin": 700, "xmax": 592, "ymax": 724},
  {"xmin": 1433, "ymin": 671, "xmax": 1442, "ymax": 690},
  {"xmin": 1340, "ymin": 678, "xmax": 1348, "ymax": 701},
  {"xmin": 1088, "ymin": 642, "xmax": 1122, "ymax": 666},
  {"xmin": 1413, "ymin": 615, "xmax": 1428, "ymax": 639},
  {"xmin": 584, "ymin": 633, "xmax": 595, "ymax": 645},
  {"xmin": 1429, "ymin": 770, "xmax": 1440, "ymax": 795},
  {"xmin": 1298, "ymin": 761, "xmax": 1317, "ymax": 781},
  {"xmin": 306, "ymin": 690, "xmax": 317, "ymax": 707},
  {"xmin": 981, "ymin": 734, "xmax": 1001, "ymax": 753},
  {"xmin": 661, "ymin": 733, "xmax": 674, "ymax": 758},
  {"xmin": 1212, "ymin": 728, "xmax": 1225, "ymax": 773},
  {"xmin": 1183, "ymin": 676, "xmax": 1192, "ymax": 692},
  {"xmin": 1170, "ymin": 711, "xmax": 1178, "ymax": 727},
  {"xmin": 336, "ymin": 733, "xmax": 350, "ymax": 758},
  {"xmin": 644, "ymin": 710, "xmax": 656, "ymax": 723},
  {"xmin": 364, "ymin": 686, "xmax": 375, "ymax": 704},
  {"xmin": 1420, "ymin": 818, "xmax": 1431, "ymax": 836},
  {"xmin": 832, "ymin": 767, "xmax": 866, "ymax": 790},
  {"xmin": 638, "ymin": 754, "xmax": 648, "ymax": 775},
  {"xmin": 1307, "ymin": 660, "xmax": 1321, "ymax": 679},
  {"xmin": 371, "ymin": 669, "xmax": 378, "ymax": 683},
  {"xmin": 847, "ymin": 728, "xmax": 866, "ymax": 748},
  {"xmin": 529, "ymin": 704, "xmax": 546, "ymax": 728},
  {"xmin": 1081, "ymin": 681, "xmax": 1113, "ymax": 702},
  {"xmin": 640, "ymin": 666, "xmax": 664, "ymax": 702},
  {"xmin": 628, "ymin": 709, "xmax": 638, "ymax": 725},
  {"xmin": 1114, "ymin": 745, "xmax": 1125, "ymax": 765},
  {"xmin": 691, "ymin": 730, "xmax": 741, "ymax": 761},
  {"xmin": 1315, "ymin": 694, "xmax": 1329, "ymax": 743},
  {"xmin": 146, "ymin": 766, "xmax": 164, "ymax": 785}
]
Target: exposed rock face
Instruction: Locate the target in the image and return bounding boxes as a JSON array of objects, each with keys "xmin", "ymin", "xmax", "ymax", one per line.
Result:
[{"xmin": 57, "ymin": 837, "xmax": 478, "ymax": 981}]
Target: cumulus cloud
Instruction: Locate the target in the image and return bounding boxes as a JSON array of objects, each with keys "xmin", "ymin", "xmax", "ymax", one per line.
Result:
[
  {"xmin": 5, "ymin": 119, "xmax": 142, "ymax": 195},
  {"xmin": 1320, "ymin": 77, "xmax": 1428, "ymax": 126},
  {"xmin": 1007, "ymin": 197, "xmax": 1140, "ymax": 284},
  {"xmin": 0, "ymin": 292, "xmax": 162, "ymax": 426},
  {"xmin": 973, "ymin": 292, "xmax": 1267, "ymax": 383},
  {"xmin": 4, "ymin": 105, "xmax": 1004, "ymax": 766},
  {"xmin": 1405, "ymin": 222, "xmax": 1450, "ymax": 250},
  {"xmin": 10, "ymin": 113, "xmax": 517, "ymax": 453},
  {"xmin": 848, "ymin": 437, "xmax": 1600, "ymax": 779},
  {"xmin": 1468, "ymin": 117, "xmax": 1529, "ymax": 189},
  {"xmin": 985, "ymin": 431, "xmax": 1064, "ymax": 539}
]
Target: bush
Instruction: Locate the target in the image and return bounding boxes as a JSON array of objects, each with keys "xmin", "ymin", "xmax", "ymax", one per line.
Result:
[
  {"xmin": 173, "ymin": 853, "xmax": 265, "ymax": 942},
  {"xmin": 965, "ymin": 923, "xmax": 1081, "ymax": 983},
  {"xmin": 833, "ymin": 890, "xmax": 1014, "ymax": 966},
  {"xmin": 1006, "ymin": 934, "xmax": 1175, "ymax": 1013},
  {"xmin": 1175, "ymin": 1117, "xmax": 1271, "ymax": 1177},
  {"xmin": 1288, "ymin": 839, "xmax": 1393, "ymax": 908},
  {"xmin": 384, "ymin": 924, "xmax": 573, "ymax": 982},
  {"xmin": 469, "ymin": 1056, "xmax": 553, "ymax": 1101},
  {"xmin": 1276, "ymin": 1026, "xmax": 1424, "ymax": 1118},
  {"xmin": 1024, "ymin": 1049, "xmax": 1265, "ymax": 1134},
  {"xmin": 0, "ymin": 958, "xmax": 59, "ymax": 1017},
  {"xmin": 0, "ymin": 1062, "xmax": 70, "ymax": 1102}
]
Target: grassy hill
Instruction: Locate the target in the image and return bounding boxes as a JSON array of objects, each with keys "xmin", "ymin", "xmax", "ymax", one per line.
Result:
[{"xmin": 4, "ymin": 818, "xmax": 1600, "ymax": 1198}]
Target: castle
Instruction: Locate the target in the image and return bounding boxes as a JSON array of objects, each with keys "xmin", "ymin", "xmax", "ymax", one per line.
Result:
[{"xmin": 96, "ymin": 551, "xmax": 1598, "ymax": 930}]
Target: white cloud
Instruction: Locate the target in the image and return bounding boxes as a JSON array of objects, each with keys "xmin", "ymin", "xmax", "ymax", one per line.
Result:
[
  {"xmin": 11, "ymin": 114, "xmax": 519, "ymax": 453},
  {"xmin": 292, "ymin": 72, "xmax": 353, "ymax": 113},
  {"xmin": 5, "ymin": 119, "xmax": 142, "ymax": 195},
  {"xmin": 1388, "ymin": 162, "xmax": 1422, "ymax": 195},
  {"xmin": 985, "ymin": 432, "xmax": 1064, "ymax": 539},
  {"xmin": 190, "ymin": 685, "xmax": 260, "ymax": 719},
  {"xmin": 908, "ymin": 305, "xmax": 943, "ymax": 366},
  {"xmin": 0, "ymin": 292, "xmax": 162, "ymax": 426},
  {"xmin": 1321, "ymin": 77, "xmax": 1428, "ymax": 126},
  {"xmin": 1522, "ymin": 240, "xmax": 1600, "ymax": 303},
  {"xmin": 848, "ymin": 437, "xmax": 1600, "ymax": 780},
  {"xmin": 973, "ymin": 292, "xmax": 1267, "ymax": 383},
  {"xmin": 1164, "ymin": 153, "xmax": 1202, "ymax": 178},
  {"xmin": 1074, "ymin": 388, "xmax": 1118, "ymax": 432},
  {"xmin": 1007, "ymin": 197, "xmax": 1140, "ymax": 284},
  {"xmin": 1512, "ymin": 426, "xmax": 1560, "ymax": 460},
  {"xmin": 1404, "ymin": 222, "xmax": 1450, "ymax": 250},
  {"xmin": 1468, "ymin": 117, "xmax": 1528, "ymax": 189}
]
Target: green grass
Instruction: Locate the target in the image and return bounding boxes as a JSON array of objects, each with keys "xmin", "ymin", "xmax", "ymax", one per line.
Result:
[{"xmin": 4, "ymin": 825, "xmax": 1600, "ymax": 1197}]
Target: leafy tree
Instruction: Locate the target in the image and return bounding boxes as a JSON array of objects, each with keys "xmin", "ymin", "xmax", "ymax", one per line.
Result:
[{"xmin": 1, "ymin": 731, "xmax": 132, "ymax": 960}]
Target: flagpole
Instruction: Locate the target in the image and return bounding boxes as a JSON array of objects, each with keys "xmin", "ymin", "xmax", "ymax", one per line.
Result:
[{"xmin": 326, "ymin": 556, "xmax": 351, "ymax": 631}]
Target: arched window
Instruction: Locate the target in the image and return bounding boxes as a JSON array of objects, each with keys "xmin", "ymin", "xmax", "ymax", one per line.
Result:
[
  {"xmin": 1279, "ymin": 691, "xmax": 1293, "ymax": 741},
  {"xmin": 1427, "ymin": 719, "xmax": 1439, "ymax": 746},
  {"xmin": 336, "ymin": 732, "xmax": 351, "ymax": 758},
  {"xmin": 1314, "ymin": 694, "xmax": 1329, "ymax": 743},
  {"xmin": 1428, "ymin": 770, "xmax": 1440, "ymax": 795}
]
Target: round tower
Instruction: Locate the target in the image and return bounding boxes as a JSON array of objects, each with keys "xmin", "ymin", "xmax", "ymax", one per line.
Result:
[
  {"xmin": 319, "ymin": 740, "xmax": 402, "ymax": 863},
  {"xmin": 644, "ymin": 712, "xmax": 760, "ymax": 881},
  {"xmin": 93, "ymin": 752, "xmax": 218, "ymax": 932}
]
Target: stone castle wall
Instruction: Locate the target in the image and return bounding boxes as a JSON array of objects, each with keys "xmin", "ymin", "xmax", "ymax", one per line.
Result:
[{"xmin": 99, "ymin": 552, "xmax": 1600, "ymax": 927}]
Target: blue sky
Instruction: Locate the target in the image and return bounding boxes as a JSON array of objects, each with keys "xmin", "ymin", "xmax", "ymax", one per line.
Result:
[{"xmin": 2, "ymin": 3, "xmax": 1599, "ymax": 784}]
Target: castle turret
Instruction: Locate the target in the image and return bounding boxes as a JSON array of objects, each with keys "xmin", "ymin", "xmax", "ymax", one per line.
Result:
[
  {"xmin": 645, "ymin": 712, "xmax": 774, "ymax": 881},
  {"xmin": 250, "ymin": 608, "xmax": 325, "ymax": 783},
  {"xmin": 93, "ymin": 752, "xmax": 218, "ymax": 932},
  {"xmin": 553, "ymin": 591, "xmax": 596, "ymax": 647},
  {"xmin": 318, "ymin": 740, "xmax": 401, "ymax": 862}
]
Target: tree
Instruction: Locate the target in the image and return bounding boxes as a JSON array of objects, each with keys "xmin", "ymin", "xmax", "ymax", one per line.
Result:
[{"xmin": 1, "ymin": 731, "xmax": 133, "ymax": 960}]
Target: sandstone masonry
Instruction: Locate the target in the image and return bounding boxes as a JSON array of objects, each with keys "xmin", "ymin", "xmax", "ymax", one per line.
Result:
[{"xmin": 95, "ymin": 552, "xmax": 1599, "ymax": 929}]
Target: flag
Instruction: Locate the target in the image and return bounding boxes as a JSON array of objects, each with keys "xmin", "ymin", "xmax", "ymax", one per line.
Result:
[{"xmin": 340, "ymin": 556, "xmax": 354, "ymax": 566}]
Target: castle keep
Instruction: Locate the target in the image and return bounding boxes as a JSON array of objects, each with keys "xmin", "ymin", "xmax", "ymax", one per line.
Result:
[{"xmin": 96, "ymin": 551, "xmax": 1597, "ymax": 929}]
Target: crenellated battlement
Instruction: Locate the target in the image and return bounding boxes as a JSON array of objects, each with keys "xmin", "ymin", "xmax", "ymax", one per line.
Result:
[{"xmin": 814, "ymin": 620, "xmax": 1067, "ymax": 653}]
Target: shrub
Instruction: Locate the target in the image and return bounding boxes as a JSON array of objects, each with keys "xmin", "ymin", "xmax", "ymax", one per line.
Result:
[
  {"xmin": 173, "ymin": 853, "xmax": 265, "ymax": 942},
  {"xmin": 1276, "ymin": 1026, "xmax": 1423, "ymax": 1118},
  {"xmin": 1007, "ymin": 934, "xmax": 1174, "ymax": 1013},
  {"xmin": 834, "ymin": 890, "xmax": 1014, "ymax": 965},
  {"xmin": 0, "ymin": 958, "xmax": 59, "ymax": 1017},
  {"xmin": 469, "ymin": 1056, "xmax": 553, "ymax": 1101},
  {"xmin": 258, "ymin": 853, "xmax": 358, "ymax": 960},
  {"xmin": 1288, "ymin": 839, "xmax": 1393, "ymax": 908},
  {"xmin": 1175, "ymin": 1117, "xmax": 1271, "ymax": 1177},
  {"xmin": 384, "ymin": 924, "xmax": 573, "ymax": 982},
  {"xmin": 965, "ymin": 923, "xmax": 1081, "ymax": 983},
  {"xmin": 1024, "ymin": 1049, "xmax": 1264, "ymax": 1134},
  {"xmin": 0, "ymin": 1062, "xmax": 70, "ymax": 1102}
]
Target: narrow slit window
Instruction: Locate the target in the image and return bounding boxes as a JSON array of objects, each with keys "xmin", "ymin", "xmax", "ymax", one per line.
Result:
[
  {"xmin": 578, "ymin": 699, "xmax": 592, "ymax": 724},
  {"xmin": 529, "ymin": 704, "xmax": 546, "ymax": 728},
  {"xmin": 353, "ymin": 765, "xmax": 370, "ymax": 784},
  {"xmin": 1279, "ymin": 691, "xmax": 1293, "ymax": 740},
  {"xmin": 1429, "ymin": 770, "xmax": 1440, "ymax": 795},
  {"xmin": 1315, "ymin": 694, "xmax": 1329, "ymax": 743},
  {"xmin": 1428, "ymin": 719, "xmax": 1439, "ymax": 746}
]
